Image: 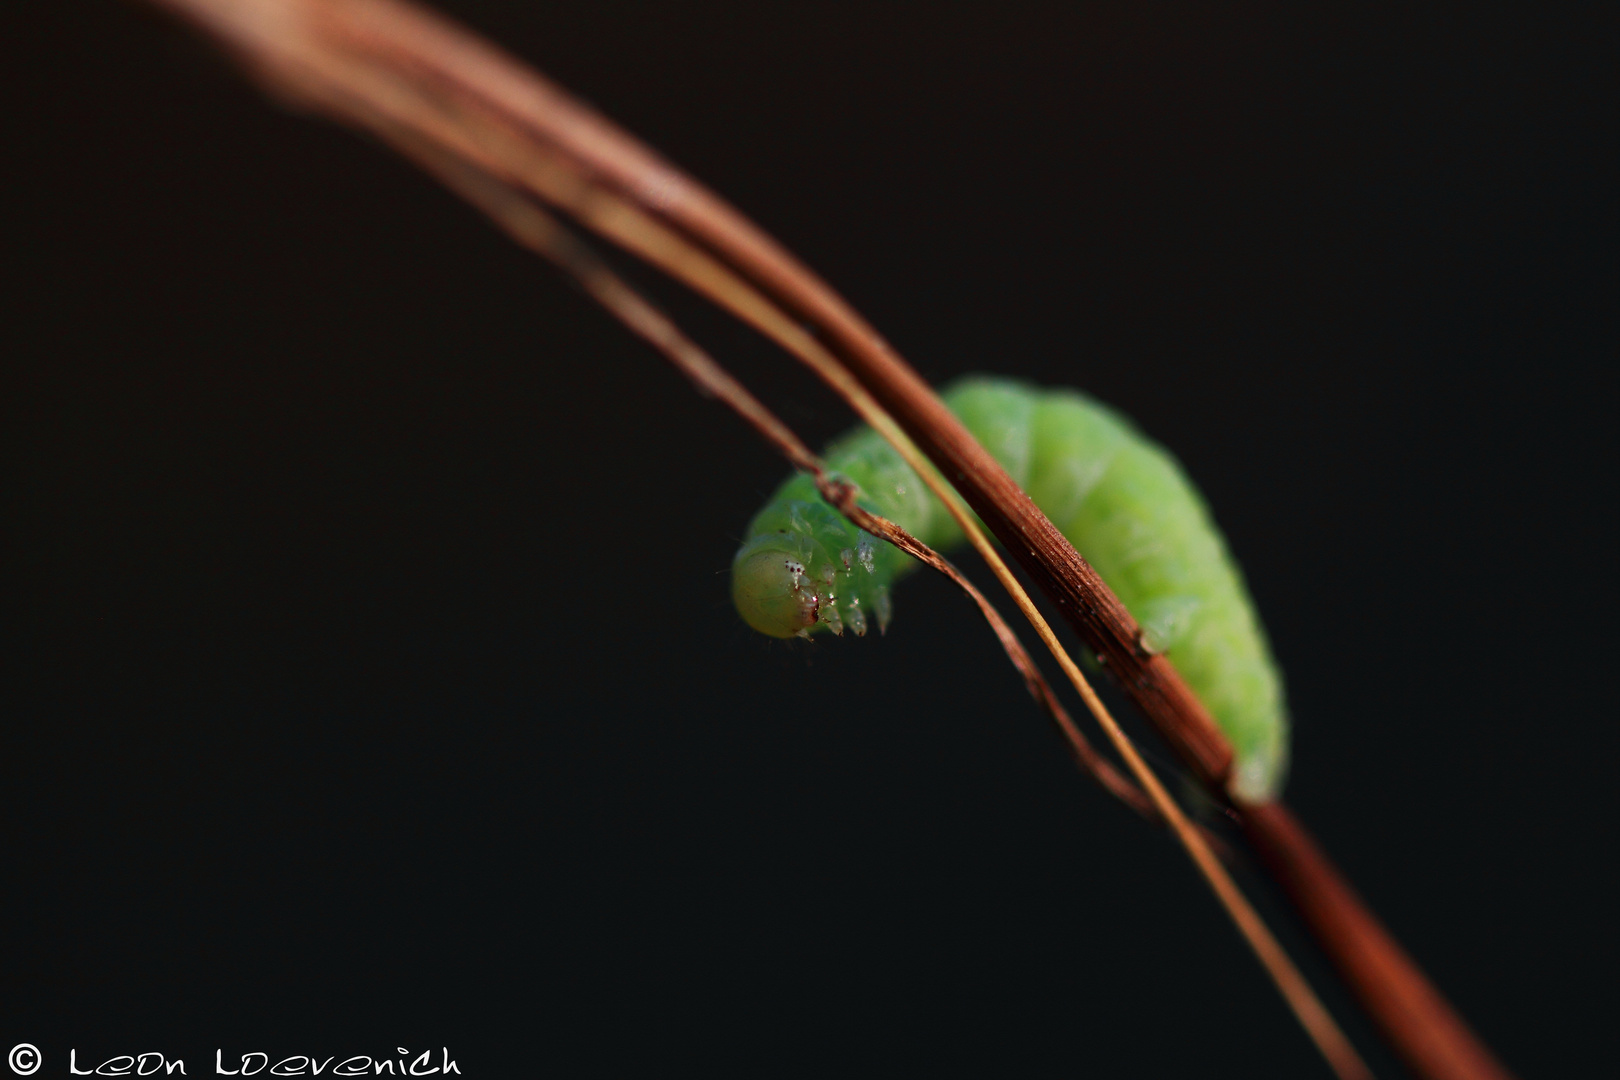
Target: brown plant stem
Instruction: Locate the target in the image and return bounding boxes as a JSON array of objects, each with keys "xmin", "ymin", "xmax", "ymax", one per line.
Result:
[
  {"xmin": 398, "ymin": 132, "xmax": 1158, "ymax": 821},
  {"xmin": 139, "ymin": 1, "xmax": 1516, "ymax": 1077},
  {"xmin": 1242, "ymin": 803, "xmax": 1514, "ymax": 1080},
  {"xmin": 426, "ymin": 160, "xmax": 1366, "ymax": 1075}
]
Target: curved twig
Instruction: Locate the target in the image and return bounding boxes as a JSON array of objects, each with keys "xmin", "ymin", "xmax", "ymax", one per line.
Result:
[{"xmin": 139, "ymin": 2, "xmax": 1516, "ymax": 1077}]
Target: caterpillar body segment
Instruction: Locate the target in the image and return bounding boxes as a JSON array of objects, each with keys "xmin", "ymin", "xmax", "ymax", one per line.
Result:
[{"xmin": 731, "ymin": 376, "xmax": 1289, "ymax": 800}]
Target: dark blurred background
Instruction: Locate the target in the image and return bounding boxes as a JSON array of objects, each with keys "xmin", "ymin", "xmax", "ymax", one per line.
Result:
[{"xmin": 1, "ymin": 2, "xmax": 1612, "ymax": 1076}]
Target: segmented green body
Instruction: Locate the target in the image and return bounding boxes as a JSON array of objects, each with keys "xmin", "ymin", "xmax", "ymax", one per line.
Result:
[{"xmin": 731, "ymin": 376, "xmax": 1289, "ymax": 800}]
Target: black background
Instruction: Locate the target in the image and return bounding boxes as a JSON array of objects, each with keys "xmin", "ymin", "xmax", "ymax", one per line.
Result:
[{"xmin": 2, "ymin": 2, "xmax": 1613, "ymax": 1077}]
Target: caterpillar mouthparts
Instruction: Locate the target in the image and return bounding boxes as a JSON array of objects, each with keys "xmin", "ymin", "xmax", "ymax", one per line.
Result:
[
  {"xmin": 731, "ymin": 545, "xmax": 821, "ymax": 638},
  {"xmin": 730, "ymin": 516, "xmax": 891, "ymax": 640}
]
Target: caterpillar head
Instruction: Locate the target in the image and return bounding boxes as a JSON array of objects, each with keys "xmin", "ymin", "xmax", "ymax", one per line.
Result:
[{"xmin": 731, "ymin": 539, "xmax": 821, "ymax": 638}]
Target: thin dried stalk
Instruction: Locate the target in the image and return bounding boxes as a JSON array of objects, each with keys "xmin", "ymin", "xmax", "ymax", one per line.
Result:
[
  {"xmin": 393, "ymin": 124, "xmax": 1158, "ymax": 821},
  {"xmin": 419, "ymin": 154, "xmax": 1368, "ymax": 1076},
  {"xmin": 142, "ymin": 2, "xmax": 1515, "ymax": 1078}
]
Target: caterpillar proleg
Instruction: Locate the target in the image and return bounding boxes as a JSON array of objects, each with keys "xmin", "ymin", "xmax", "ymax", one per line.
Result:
[{"xmin": 731, "ymin": 376, "xmax": 1289, "ymax": 801}]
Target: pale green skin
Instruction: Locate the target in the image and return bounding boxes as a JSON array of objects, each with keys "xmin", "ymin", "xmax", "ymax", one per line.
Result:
[{"xmin": 732, "ymin": 376, "xmax": 1289, "ymax": 800}]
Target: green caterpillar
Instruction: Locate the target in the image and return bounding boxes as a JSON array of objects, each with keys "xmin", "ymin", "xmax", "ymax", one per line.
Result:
[{"xmin": 731, "ymin": 376, "xmax": 1289, "ymax": 801}]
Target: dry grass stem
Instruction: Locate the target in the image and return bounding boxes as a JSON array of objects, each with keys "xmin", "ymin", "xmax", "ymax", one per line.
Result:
[
  {"xmin": 143, "ymin": 2, "xmax": 1516, "ymax": 1077},
  {"xmin": 369, "ymin": 125, "xmax": 1371, "ymax": 1077}
]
